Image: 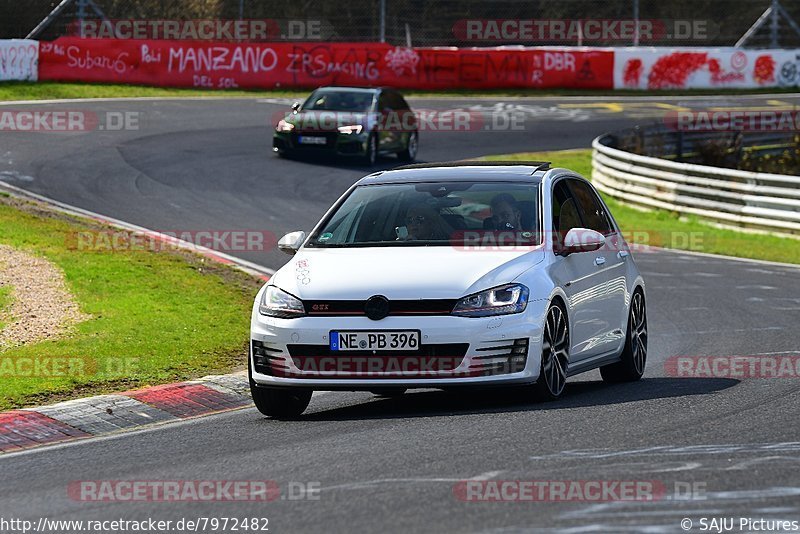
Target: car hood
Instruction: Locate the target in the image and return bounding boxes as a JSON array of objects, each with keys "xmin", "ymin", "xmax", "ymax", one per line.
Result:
[{"xmin": 269, "ymin": 246, "xmax": 544, "ymax": 300}]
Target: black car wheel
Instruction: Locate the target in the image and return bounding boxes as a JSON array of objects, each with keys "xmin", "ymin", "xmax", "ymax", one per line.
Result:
[
  {"xmin": 533, "ymin": 302, "xmax": 570, "ymax": 401},
  {"xmin": 600, "ymin": 290, "xmax": 647, "ymax": 383},
  {"xmin": 398, "ymin": 131, "xmax": 418, "ymax": 162},
  {"xmin": 249, "ymin": 355, "xmax": 312, "ymax": 419},
  {"xmin": 363, "ymin": 134, "xmax": 378, "ymax": 166}
]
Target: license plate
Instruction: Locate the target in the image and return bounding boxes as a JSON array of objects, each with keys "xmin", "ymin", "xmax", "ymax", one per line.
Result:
[
  {"xmin": 330, "ymin": 331, "xmax": 420, "ymax": 351},
  {"xmin": 298, "ymin": 136, "xmax": 327, "ymax": 145}
]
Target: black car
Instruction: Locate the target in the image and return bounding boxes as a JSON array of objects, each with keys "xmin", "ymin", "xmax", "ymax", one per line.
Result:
[{"xmin": 273, "ymin": 86, "xmax": 419, "ymax": 165}]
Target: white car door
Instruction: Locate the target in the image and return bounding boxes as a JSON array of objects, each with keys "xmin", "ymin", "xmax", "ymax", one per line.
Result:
[
  {"xmin": 567, "ymin": 178, "xmax": 628, "ymax": 358},
  {"xmin": 548, "ymin": 179, "xmax": 619, "ymax": 364}
]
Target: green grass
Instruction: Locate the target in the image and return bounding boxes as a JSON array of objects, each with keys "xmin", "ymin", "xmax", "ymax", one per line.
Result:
[
  {"xmin": 0, "ymin": 196, "xmax": 261, "ymax": 410},
  {"xmin": 2, "ymin": 81, "xmax": 800, "ymax": 102},
  {"xmin": 0, "ymin": 285, "xmax": 11, "ymax": 331},
  {"xmin": 482, "ymin": 149, "xmax": 800, "ymax": 265}
]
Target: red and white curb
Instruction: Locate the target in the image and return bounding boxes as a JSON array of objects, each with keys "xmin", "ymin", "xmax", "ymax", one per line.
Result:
[{"xmin": 0, "ymin": 372, "xmax": 251, "ymax": 454}]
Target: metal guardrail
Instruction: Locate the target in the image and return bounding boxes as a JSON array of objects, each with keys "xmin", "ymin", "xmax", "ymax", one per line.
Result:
[{"xmin": 592, "ymin": 131, "xmax": 800, "ymax": 236}]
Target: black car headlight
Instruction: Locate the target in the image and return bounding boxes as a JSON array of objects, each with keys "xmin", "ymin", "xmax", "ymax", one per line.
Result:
[
  {"xmin": 259, "ymin": 286, "xmax": 305, "ymax": 318},
  {"xmin": 452, "ymin": 284, "xmax": 529, "ymax": 317}
]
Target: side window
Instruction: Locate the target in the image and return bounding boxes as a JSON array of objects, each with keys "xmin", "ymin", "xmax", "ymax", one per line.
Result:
[
  {"xmin": 552, "ymin": 180, "xmax": 582, "ymax": 236},
  {"xmin": 568, "ymin": 179, "xmax": 612, "ymax": 235}
]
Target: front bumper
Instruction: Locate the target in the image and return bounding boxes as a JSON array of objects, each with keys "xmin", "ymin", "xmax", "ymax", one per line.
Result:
[
  {"xmin": 250, "ymin": 301, "xmax": 547, "ymax": 389},
  {"xmin": 273, "ymin": 131, "xmax": 368, "ymax": 157}
]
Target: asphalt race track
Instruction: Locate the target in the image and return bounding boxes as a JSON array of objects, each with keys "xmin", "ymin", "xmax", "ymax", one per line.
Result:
[{"xmin": 1, "ymin": 94, "xmax": 800, "ymax": 532}]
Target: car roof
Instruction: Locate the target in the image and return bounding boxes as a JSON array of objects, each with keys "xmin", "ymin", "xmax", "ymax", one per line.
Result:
[
  {"xmin": 314, "ymin": 86, "xmax": 382, "ymax": 94},
  {"xmin": 358, "ymin": 161, "xmax": 551, "ymax": 185}
]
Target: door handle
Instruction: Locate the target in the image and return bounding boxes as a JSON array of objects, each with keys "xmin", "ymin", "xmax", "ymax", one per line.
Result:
[
  {"xmin": 618, "ymin": 251, "xmax": 630, "ymax": 259},
  {"xmin": 594, "ymin": 256, "xmax": 606, "ymax": 266}
]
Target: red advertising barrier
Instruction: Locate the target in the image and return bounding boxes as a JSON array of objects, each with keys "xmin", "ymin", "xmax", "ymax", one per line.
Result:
[{"xmin": 38, "ymin": 38, "xmax": 613, "ymax": 90}]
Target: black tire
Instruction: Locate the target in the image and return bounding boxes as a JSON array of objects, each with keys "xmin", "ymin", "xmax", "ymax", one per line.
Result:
[
  {"xmin": 600, "ymin": 290, "xmax": 647, "ymax": 383},
  {"xmin": 533, "ymin": 301, "xmax": 570, "ymax": 401},
  {"xmin": 363, "ymin": 133, "xmax": 378, "ymax": 166},
  {"xmin": 370, "ymin": 388, "xmax": 407, "ymax": 398},
  {"xmin": 397, "ymin": 131, "xmax": 418, "ymax": 162},
  {"xmin": 251, "ymin": 385, "xmax": 312, "ymax": 419},
  {"xmin": 248, "ymin": 353, "xmax": 312, "ymax": 418}
]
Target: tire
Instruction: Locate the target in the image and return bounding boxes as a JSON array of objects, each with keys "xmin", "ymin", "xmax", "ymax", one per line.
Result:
[
  {"xmin": 397, "ymin": 131, "xmax": 418, "ymax": 162},
  {"xmin": 600, "ymin": 290, "xmax": 647, "ymax": 383},
  {"xmin": 248, "ymin": 355, "xmax": 312, "ymax": 418},
  {"xmin": 363, "ymin": 134, "xmax": 378, "ymax": 166},
  {"xmin": 533, "ymin": 301, "xmax": 570, "ymax": 401},
  {"xmin": 251, "ymin": 385, "xmax": 312, "ymax": 419},
  {"xmin": 370, "ymin": 388, "xmax": 407, "ymax": 398}
]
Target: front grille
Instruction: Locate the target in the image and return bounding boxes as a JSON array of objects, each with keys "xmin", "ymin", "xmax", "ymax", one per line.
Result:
[
  {"xmin": 304, "ymin": 299, "xmax": 457, "ymax": 317},
  {"xmin": 284, "ymin": 343, "xmax": 469, "ymax": 379}
]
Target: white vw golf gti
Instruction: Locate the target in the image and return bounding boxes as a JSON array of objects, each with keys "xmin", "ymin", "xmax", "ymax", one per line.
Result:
[{"xmin": 250, "ymin": 162, "xmax": 647, "ymax": 418}]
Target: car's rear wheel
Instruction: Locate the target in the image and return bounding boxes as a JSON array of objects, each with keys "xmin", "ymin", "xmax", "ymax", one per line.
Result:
[
  {"xmin": 601, "ymin": 290, "xmax": 647, "ymax": 383},
  {"xmin": 534, "ymin": 302, "xmax": 569, "ymax": 401},
  {"xmin": 363, "ymin": 134, "xmax": 378, "ymax": 166},
  {"xmin": 370, "ymin": 388, "xmax": 407, "ymax": 398},
  {"xmin": 398, "ymin": 131, "xmax": 418, "ymax": 162}
]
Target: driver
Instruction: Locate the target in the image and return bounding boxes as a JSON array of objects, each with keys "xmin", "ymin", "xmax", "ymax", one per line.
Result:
[
  {"xmin": 489, "ymin": 193, "xmax": 523, "ymax": 230},
  {"xmin": 403, "ymin": 204, "xmax": 451, "ymax": 241}
]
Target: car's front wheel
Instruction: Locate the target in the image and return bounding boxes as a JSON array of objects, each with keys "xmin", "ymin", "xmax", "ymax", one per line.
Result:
[
  {"xmin": 533, "ymin": 302, "xmax": 569, "ymax": 401},
  {"xmin": 363, "ymin": 133, "xmax": 378, "ymax": 166},
  {"xmin": 251, "ymin": 385, "xmax": 312, "ymax": 419},
  {"xmin": 398, "ymin": 131, "xmax": 418, "ymax": 162},
  {"xmin": 601, "ymin": 290, "xmax": 647, "ymax": 383}
]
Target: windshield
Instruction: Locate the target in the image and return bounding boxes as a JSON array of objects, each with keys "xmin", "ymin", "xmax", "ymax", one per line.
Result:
[
  {"xmin": 308, "ymin": 181, "xmax": 541, "ymax": 248},
  {"xmin": 302, "ymin": 90, "xmax": 375, "ymax": 112}
]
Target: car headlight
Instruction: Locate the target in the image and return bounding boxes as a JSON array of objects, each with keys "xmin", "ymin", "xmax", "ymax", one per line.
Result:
[
  {"xmin": 276, "ymin": 119, "xmax": 294, "ymax": 132},
  {"xmin": 337, "ymin": 124, "xmax": 363, "ymax": 134},
  {"xmin": 452, "ymin": 283, "xmax": 529, "ymax": 317},
  {"xmin": 259, "ymin": 286, "xmax": 305, "ymax": 318}
]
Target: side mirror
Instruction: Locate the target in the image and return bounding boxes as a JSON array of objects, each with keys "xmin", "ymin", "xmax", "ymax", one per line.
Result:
[
  {"xmin": 560, "ymin": 228, "xmax": 605, "ymax": 256},
  {"xmin": 291, "ymin": 101, "xmax": 301, "ymax": 112},
  {"xmin": 278, "ymin": 231, "xmax": 306, "ymax": 255}
]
